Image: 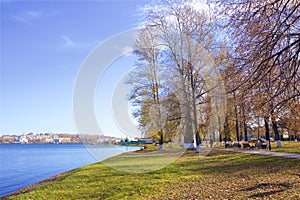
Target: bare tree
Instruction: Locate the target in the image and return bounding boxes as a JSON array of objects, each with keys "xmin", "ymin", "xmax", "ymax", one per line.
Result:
[
  {"xmin": 128, "ymin": 26, "xmax": 167, "ymax": 150},
  {"xmin": 215, "ymin": 0, "xmax": 299, "ymax": 101},
  {"xmin": 214, "ymin": 0, "xmax": 300, "ymax": 147},
  {"xmin": 142, "ymin": 0, "xmax": 223, "ymax": 151}
]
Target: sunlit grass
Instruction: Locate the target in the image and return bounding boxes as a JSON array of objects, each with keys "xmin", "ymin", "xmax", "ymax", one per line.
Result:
[
  {"xmin": 9, "ymin": 149, "xmax": 300, "ymax": 200},
  {"xmin": 103, "ymin": 148, "xmax": 185, "ymax": 173},
  {"xmin": 271, "ymin": 141, "xmax": 300, "ymax": 154}
]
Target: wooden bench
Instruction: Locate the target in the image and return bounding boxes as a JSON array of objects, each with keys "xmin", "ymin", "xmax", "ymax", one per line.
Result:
[
  {"xmin": 242, "ymin": 143, "xmax": 251, "ymax": 149},
  {"xmin": 232, "ymin": 143, "xmax": 241, "ymax": 148}
]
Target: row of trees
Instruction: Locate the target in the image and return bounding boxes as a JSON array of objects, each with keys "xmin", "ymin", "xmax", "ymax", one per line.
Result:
[
  {"xmin": 128, "ymin": 0, "xmax": 299, "ymax": 150},
  {"xmin": 216, "ymin": 0, "xmax": 300, "ymax": 149}
]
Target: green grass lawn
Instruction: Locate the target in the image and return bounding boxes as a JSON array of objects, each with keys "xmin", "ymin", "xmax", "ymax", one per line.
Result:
[
  {"xmin": 271, "ymin": 142, "xmax": 300, "ymax": 154},
  {"xmin": 8, "ymin": 149, "xmax": 300, "ymax": 200}
]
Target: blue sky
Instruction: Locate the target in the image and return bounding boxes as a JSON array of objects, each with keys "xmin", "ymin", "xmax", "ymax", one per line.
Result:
[{"xmin": 1, "ymin": 0, "xmax": 148, "ymax": 137}]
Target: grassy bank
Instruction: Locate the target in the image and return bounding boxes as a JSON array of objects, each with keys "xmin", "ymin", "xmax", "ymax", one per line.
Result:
[{"xmin": 7, "ymin": 149, "xmax": 300, "ymax": 199}]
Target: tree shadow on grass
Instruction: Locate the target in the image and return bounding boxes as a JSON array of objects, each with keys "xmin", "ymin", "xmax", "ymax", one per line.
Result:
[
  {"xmin": 239, "ymin": 182, "xmax": 293, "ymax": 198},
  {"xmin": 175, "ymin": 156, "xmax": 279, "ymax": 175},
  {"xmin": 177, "ymin": 150, "xmax": 300, "ymax": 175}
]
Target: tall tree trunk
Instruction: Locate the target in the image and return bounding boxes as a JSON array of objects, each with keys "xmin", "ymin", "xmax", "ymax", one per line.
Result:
[
  {"xmin": 214, "ymin": 95, "xmax": 222, "ymax": 143},
  {"xmin": 155, "ymin": 78, "xmax": 164, "ymax": 150},
  {"xmin": 242, "ymin": 103, "xmax": 248, "ymax": 141},
  {"xmin": 224, "ymin": 114, "xmax": 230, "ymax": 142},
  {"xmin": 191, "ymin": 77, "xmax": 200, "ymax": 152},
  {"xmin": 240, "ymin": 121, "xmax": 243, "ymax": 142},
  {"xmin": 257, "ymin": 117, "xmax": 260, "ymax": 139},
  {"xmin": 243, "ymin": 120, "xmax": 248, "ymax": 141},
  {"xmin": 181, "ymin": 75, "xmax": 193, "ymax": 147},
  {"xmin": 264, "ymin": 116, "xmax": 271, "ymax": 151},
  {"xmin": 235, "ymin": 115, "xmax": 239, "ymax": 141},
  {"xmin": 218, "ymin": 115, "xmax": 222, "ymax": 143},
  {"xmin": 271, "ymin": 113, "xmax": 281, "ymax": 147},
  {"xmin": 234, "ymin": 92, "xmax": 240, "ymax": 141},
  {"xmin": 159, "ymin": 129, "xmax": 164, "ymax": 150},
  {"xmin": 195, "ymin": 131, "xmax": 200, "ymax": 152}
]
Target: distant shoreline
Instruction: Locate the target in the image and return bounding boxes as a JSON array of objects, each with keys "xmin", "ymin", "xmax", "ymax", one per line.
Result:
[{"xmin": 0, "ymin": 143, "xmax": 82, "ymax": 145}]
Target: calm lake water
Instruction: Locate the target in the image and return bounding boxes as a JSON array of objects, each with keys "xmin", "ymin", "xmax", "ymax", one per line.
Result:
[{"xmin": 0, "ymin": 144, "xmax": 141, "ymax": 198}]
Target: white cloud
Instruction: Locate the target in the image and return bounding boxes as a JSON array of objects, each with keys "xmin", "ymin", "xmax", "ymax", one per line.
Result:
[
  {"xmin": 61, "ymin": 35, "xmax": 74, "ymax": 47},
  {"xmin": 59, "ymin": 35, "xmax": 100, "ymax": 51},
  {"xmin": 188, "ymin": 0, "xmax": 210, "ymax": 12},
  {"xmin": 11, "ymin": 9, "xmax": 58, "ymax": 26},
  {"xmin": 12, "ymin": 15, "xmax": 34, "ymax": 26},
  {"xmin": 122, "ymin": 46, "xmax": 134, "ymax": 54},
  {"xmin": 11, "ymin": 10, "xmax": 43, "ymax": 25},
  {"xmin": 136, "ymin": 0, "xmax": 210, "ymax": 28},
  {"xmin": 25, "ymin": 11, "xmax": 43, "ymax": 18}
]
